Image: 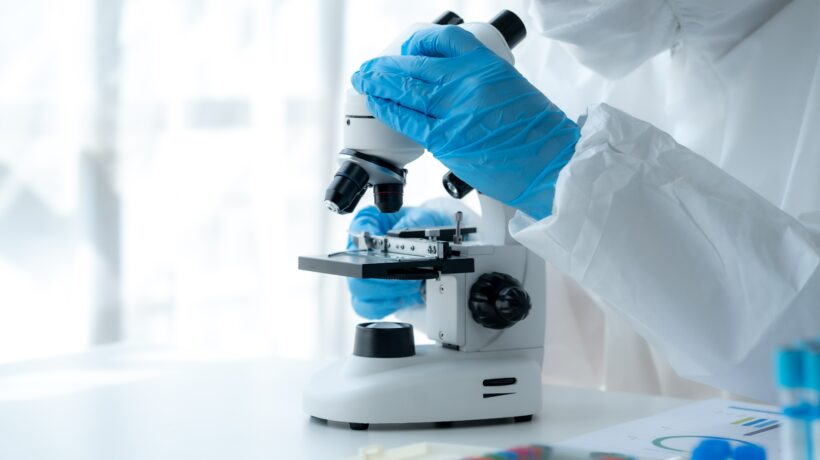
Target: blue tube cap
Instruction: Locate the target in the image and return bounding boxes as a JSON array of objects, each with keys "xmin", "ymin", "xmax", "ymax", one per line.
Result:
[
  {"xmin": 776, "ymin": 348, "xmax": 804, "ymax": 388},
  {"xmin": 733, "ymin": 444, "xmax": 766, "ymax": 460},
  {"xmin": 692, "ymin": 440, "xmax": 731, "ymax": 460},
  {"xmin": 803, "ymin": 342, "xmax": 820, "ymax": 391}
]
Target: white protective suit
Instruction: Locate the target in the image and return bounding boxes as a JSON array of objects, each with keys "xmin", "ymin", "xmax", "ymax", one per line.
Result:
[{"xmin": 503, "ymin": 0, "xmax": 820, "ymax": 403}]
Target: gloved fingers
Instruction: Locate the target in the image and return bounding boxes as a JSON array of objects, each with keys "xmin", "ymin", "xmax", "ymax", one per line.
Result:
[
  {"xmin": 348, "ymin": 206, "xmax": 455, "ymax": 249},
  {"xmin": 356, "ymin": 55, "xmax": 451, "ymax": 85},
  {"xmin": 365, "ymin": 95, "xmax": 439, "ymax": 148},
  {"xmin": 352, "ymin": 70, "xmax": 444, "ymax": 118},
  {"xmin": 393, "ymin": 207, "xmax": 453, "ymax": 230},
  {"xmin": 349, "ymin": 206, "xmax": 409, "ymax": 235},
  {"xmin": 349, "ymin": 277, "xmax": 423, "ymax": 299},
  {"xmin": 348, "ymin": 278, "xmax": 424, "ymax": 319},
  {"xmin": 351, "ymin": 295, "xmax": 423, "ymax": 320},
  {"xmin": 347, "ymin": 206, "xmax": 411, "ymax": 250},
  {"xmin": 401, "ymin": 25, "xmax": 483, "ymax": 58}
]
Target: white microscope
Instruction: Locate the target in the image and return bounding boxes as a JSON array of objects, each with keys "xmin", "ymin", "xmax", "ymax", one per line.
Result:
[{"xmin": 298, "ymin": 10, "xmax": 547, "ymax": 431}]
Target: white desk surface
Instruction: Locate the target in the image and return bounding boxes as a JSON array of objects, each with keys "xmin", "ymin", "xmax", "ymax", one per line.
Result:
[{"xmin": 0, "ymin": 346, "xmax": 690, "ymax": 459}]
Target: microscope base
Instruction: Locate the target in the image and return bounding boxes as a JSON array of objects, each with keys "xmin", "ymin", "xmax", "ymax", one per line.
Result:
[{"xmin": 303, "ymin": 345, "xmax": 543, "ymax": 429}]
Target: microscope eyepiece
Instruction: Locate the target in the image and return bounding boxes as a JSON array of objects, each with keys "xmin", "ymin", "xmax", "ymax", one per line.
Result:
[
  {"xmin": 324, "ymin": 160, "xmax": 370, "ymax": 215},
  {"xmin": 433, "ymin": 11, "xmax": 463, "ymax": 26},
  {"xmin": 489, "ymin": 10, "xmax": 526, "ymax": 49}
]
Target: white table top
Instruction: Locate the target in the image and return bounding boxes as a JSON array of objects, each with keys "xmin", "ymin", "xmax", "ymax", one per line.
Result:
[{"xmin": 0, "ymin": 346, "xmax": 690, "ymax": 459}]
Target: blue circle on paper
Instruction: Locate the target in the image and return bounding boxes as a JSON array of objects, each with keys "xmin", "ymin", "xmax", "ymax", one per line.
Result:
[{"xmin": 652, "ymin": 435, "xmax": 755, "ymax": 453}]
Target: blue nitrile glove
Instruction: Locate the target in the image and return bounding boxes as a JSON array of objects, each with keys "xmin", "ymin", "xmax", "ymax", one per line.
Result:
[
  {"xmin": 351, "ymin": 25, "xmax": 580, "ymax": 220},
  {"xmin": 347, "ymin": 205, "xmax": 453, "ymax": 319}
]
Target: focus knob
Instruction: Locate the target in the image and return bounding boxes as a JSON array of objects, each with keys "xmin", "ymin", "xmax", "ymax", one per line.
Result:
[{"xmin": 468, "ymin": 272, "xmax": 531, "ymax": 329}]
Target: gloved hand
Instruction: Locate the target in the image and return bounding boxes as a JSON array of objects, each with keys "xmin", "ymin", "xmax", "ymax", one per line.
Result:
[
  {"xmin": 351, "ymin": 25, "xmax": 580, "ymax": 220},
  {"xmin": 347, "ymin": 205, "xmax": 453, "ymax": 319}
]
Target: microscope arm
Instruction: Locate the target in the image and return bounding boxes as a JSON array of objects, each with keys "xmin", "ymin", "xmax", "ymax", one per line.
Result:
[{"xmin": 478, "ymin": 193, "xmax": 521, "ymax": 246}]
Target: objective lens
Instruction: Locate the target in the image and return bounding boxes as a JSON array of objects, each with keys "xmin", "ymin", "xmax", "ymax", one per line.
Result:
[
  {"xmin": 373, "ymin": 183, "xmax": 403, "ymax": 213},
  {"xmin": 324, "ymin": 161, "xmax": 370, "ymax": 215}
]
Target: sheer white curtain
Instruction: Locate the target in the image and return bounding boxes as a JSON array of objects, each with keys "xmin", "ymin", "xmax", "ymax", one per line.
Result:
[
  {"xmin": 117, "ymin": 0, "xmax": 347, "ymax": 359},
  {"xmin": 0, "ymin": 0, "xmax": 116, "ymax": 362},
  {"xmin": 0, "ymin": 0, "xmax": 528, "ymax": 364}
]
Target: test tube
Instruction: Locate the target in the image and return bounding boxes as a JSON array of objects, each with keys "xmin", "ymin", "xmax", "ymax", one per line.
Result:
[
  {"xmin": 804, "ymin": 341, "xmax": 819, "ymax": 460},
  {"xmin": 777, "ymin": 346, "xmax": 810, "ymax": 460}
]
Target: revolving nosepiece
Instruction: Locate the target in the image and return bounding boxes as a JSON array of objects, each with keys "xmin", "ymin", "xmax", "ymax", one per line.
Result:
[{"xmin": 324, "ymin": 151, "xmax": 407, "ymax": 215}]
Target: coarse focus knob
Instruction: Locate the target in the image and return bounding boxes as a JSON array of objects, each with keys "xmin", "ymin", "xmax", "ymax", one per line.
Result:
[
  {"xmin": 353, "ymin": 322, "xmax": 415, "ymax": 358},
  {"xmin": 468, "ymin": 272, "xmax": 531, "ymax": 329}
]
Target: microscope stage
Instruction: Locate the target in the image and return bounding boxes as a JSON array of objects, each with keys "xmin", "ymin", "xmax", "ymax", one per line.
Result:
[{"xmin": 298, "ymin": 251, "xmax": 474, "ymax": 280}]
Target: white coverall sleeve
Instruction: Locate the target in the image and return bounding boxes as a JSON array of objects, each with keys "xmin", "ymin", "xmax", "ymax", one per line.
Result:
[
  {"xmin": 510, "ymin": 104, "xmax": 820, "ymax": 402},
  {"xmin": 529, "ymin": 0, "xmax": 789, "ymax": 80},
  {"xmin": 529, "ymin": 0, "xmax": 679, "ymax": 79}
]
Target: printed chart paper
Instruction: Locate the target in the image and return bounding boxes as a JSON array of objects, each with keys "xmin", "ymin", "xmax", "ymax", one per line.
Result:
[{"xmin": 557, "ymin": 399, "xmax": 783, "ymax": 459}]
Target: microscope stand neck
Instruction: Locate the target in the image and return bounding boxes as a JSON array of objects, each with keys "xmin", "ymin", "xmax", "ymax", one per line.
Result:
[{"xmin": 477, "ymin": 194, "xmax": 519, "ymax": 246}]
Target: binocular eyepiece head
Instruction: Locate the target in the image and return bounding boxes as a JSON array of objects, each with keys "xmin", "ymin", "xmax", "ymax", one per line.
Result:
[
  {"xmin": 323, "ymin": 10, "xmax": 527, "ymax": 217},
  {"xmin": 324, "ymin": 150, "xmax": 406, "ymax": 215}
]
